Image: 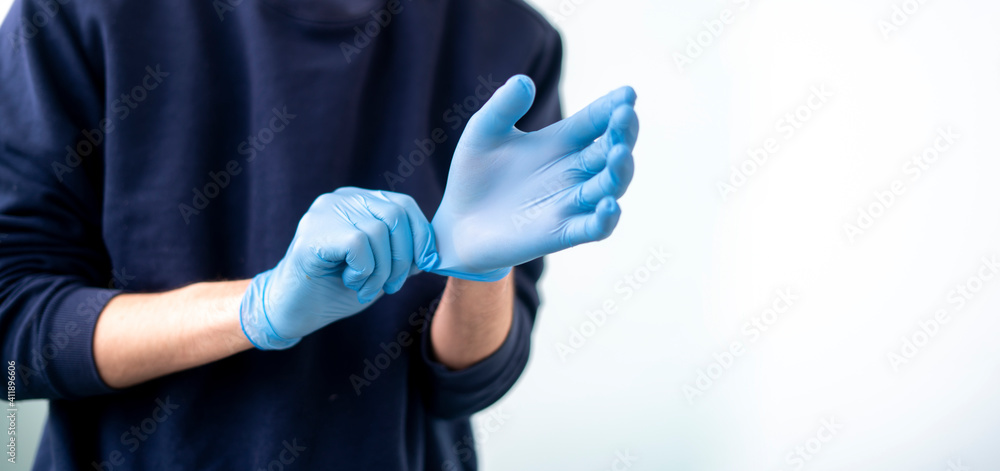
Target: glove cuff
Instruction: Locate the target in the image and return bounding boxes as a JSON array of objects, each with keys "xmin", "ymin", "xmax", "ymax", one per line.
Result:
[
  {"xmin": 430, "ymin": 266, "xmax": 512, "ymax": 282},
  {"xmin": 240, "ymin": 270, "xmax": 301, "ymax": 351},
  {"xmin": 426, "ymin": 215, "xmax": 512, "ymax": 282}
]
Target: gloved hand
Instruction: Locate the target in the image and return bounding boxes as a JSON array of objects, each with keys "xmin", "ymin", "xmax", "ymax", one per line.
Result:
[
  {"xmin": 240, "ymin": 187, "xmax": 437, "ymax": 350},
  {"xmin": 426, "ymin": 75, "xmax": 640, "ymax": 281}
]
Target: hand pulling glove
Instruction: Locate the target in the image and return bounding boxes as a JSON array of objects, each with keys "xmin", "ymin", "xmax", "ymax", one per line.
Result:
[{"xmin": 241, "ymin": 188, "xmax": 436, "ymax": 350}]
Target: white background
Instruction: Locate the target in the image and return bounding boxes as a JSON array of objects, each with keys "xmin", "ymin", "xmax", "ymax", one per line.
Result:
[{"xmin": 5, "ymin": 0, "xmax": 1000, "ymax": 470}]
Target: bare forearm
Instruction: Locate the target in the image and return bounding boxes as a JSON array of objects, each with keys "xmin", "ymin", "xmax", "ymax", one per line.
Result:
[
  {"xmin": 93, "ymin": 280, "xmax": 253, "ymax": 389},
  {"xmin": 95, "ymin": 269, "xmax": 515, "ymax": 387},
  {"xmin": 430, "ymin": 272, "xmax": 515, "ymax": 370}
]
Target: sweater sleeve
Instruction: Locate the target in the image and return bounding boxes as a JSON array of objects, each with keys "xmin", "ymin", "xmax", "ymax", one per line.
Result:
[
  {"xmin": 417, "ymin": 24, "xmax": 562, "ymax": 419},
  {"xmin": 0, "ymin": 0, "xmax": 118, "ymax": 399}
]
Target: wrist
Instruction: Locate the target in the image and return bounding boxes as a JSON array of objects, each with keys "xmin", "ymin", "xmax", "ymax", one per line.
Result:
[
  {"xmin": 239, "ymin": 270, "xmax": 301, "ymax": 350},
  {"xmin": 440, "ymin": 271, "xmax": 515, "ymax": 312},
  {"xmin": 431, "ymin": 272, "xmax": 516, "ymax": 370}
]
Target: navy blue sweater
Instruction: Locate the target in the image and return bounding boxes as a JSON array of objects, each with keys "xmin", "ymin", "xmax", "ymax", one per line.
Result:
[{"xmin": 0, "ymin": 0, "xmax": 561, "ymax": 469}]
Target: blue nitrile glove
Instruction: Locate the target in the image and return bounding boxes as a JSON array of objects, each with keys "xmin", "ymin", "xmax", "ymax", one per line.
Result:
[
  {"xmin": 240, "ymin": 187, "xmax": 437, "ymax": 350},
  {"xmin": 426, "ymin": 75, "xmax": 640, "ymax": 281}
]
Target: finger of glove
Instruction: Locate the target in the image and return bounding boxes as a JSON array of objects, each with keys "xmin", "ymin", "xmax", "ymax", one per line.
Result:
[
  {"xmin": 572, "ymin": 103, "xmax": 640, "ymax": 173},
  {"xmin": 381, "ymin": 191, "xmax": 438, "ymax": 274},
  {"xmin": 337, "ymin": 227, "xmax": 376, "ymax": 292},
  {"xmin": 563, "ymin": 197, "xmax": 621, "ymax": 248},
  {"xmin": 574, "ymin": 134, "xmax": 611, "ymax": 175},
  {"xmin": 609, "ymin": 104, "xmax": 640, "ymax": 150},
  {"xmin": 352, "ymin": 218, "xmax": 392, "ymax": 304},
  {"xmin": 544, "ymin": 86, "xmax": 637, "ymax": 149},
  {"xmin": 577, "ymin": 144, "xmax": 634, "ymax": 207},
  {"xmin": 363, "ymin": 193, "xmax": 415, "ymax": 294},
  {"xmin": 467, "ymin": 75, "xmax": 536, "ymax": 137}
]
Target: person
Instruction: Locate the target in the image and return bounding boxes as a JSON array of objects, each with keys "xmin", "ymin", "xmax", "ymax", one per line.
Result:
[{"xmin": 0, "ymin": 0, "xmax": 638, "ymax": 469}]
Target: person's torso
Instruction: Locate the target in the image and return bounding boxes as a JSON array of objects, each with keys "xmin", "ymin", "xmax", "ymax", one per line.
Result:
[{"xmin": 33, "ymin": 1, "xmax": 555, "ymax": 469}]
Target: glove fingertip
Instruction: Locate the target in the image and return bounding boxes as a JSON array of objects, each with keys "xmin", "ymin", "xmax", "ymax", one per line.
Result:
[
  {"xmin": 384, "ymin": 276, "xmax": 406, "ymax": 295},
  {"xmin": 512, "ymin": 74, "xmax": 536, "ymax": 96},
  {"xmin": 611, "ymin": 104, "xmax": 637, "ymax": 126},
  {"xmin": 342, "ymin": 269, "xmax": 366, "ymax": 291},
  {"xmin": 617, "ymin": 86, "xmax": 638, "ymax": 106},
  {"xmin": 592, "ymin": 197, "xmax": 621, "ymax": 242},
  {"xmin": 598, "ymin": 195, "xmax": 620, "ymax": 215}
]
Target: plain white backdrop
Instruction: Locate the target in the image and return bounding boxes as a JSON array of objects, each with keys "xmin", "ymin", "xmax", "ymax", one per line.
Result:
[{"xmin": 4, "ymin": 0, "xmax": 1000, "ymax": 470}]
